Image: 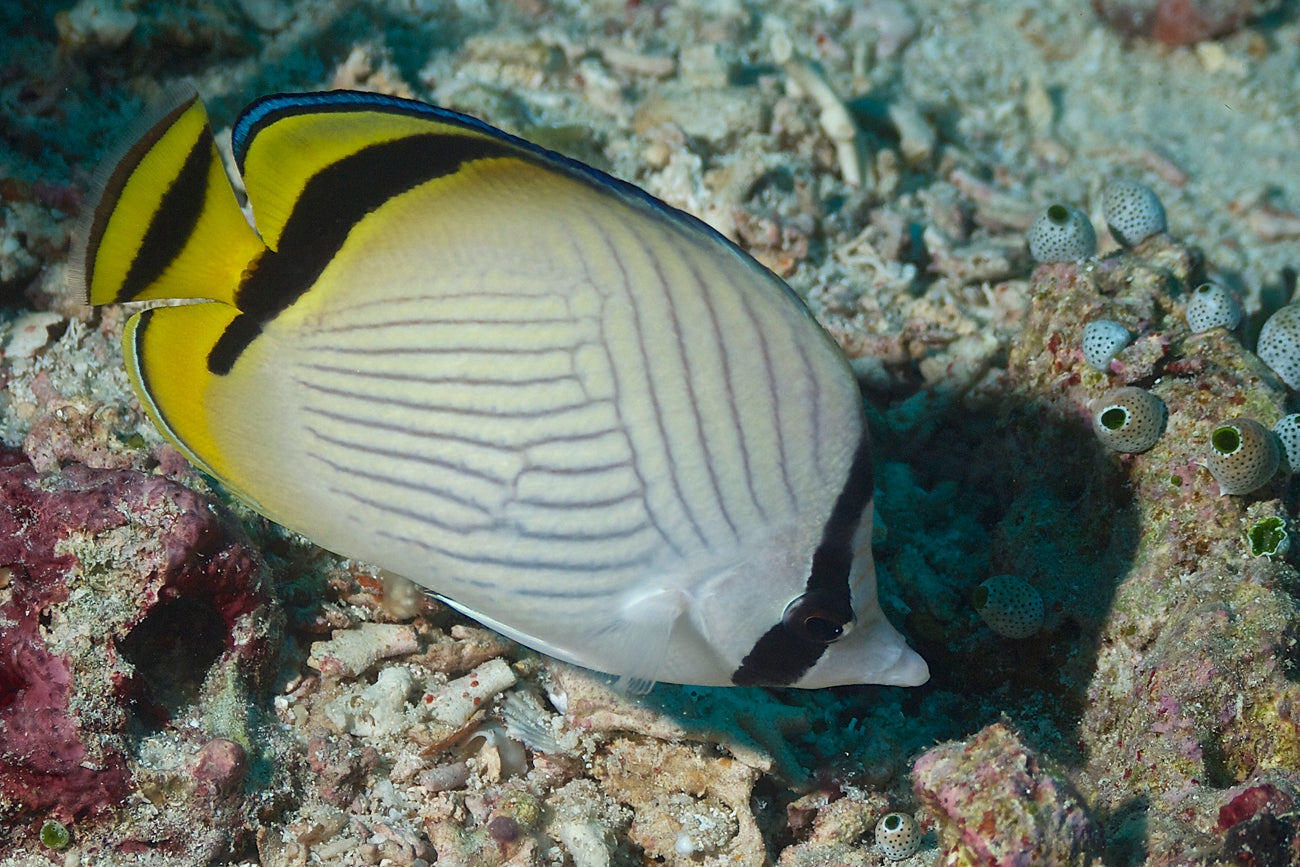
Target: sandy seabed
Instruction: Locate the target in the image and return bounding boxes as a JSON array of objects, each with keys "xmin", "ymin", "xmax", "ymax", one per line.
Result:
[{"xmin": 1, "ymin": 1, "xmax": 1299, "ymax": 864}]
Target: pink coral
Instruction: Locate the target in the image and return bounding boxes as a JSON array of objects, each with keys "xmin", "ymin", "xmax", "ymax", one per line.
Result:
[
  {"xmin": 913, "ymin": 723, "xmax": 1102, "ymax": 866},
  {"xmin": 1092, "ymin": 0, "xmax": 1262, "ymax": 45},
  {"xmin": 0, "ymin": 459, "xmax": 271, "ymax": 833}
]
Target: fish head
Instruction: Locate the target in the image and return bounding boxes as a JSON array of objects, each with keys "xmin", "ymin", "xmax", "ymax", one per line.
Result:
[{"xmin": 688, "ymin": 507, "xmax": 929, "ymax": 689}]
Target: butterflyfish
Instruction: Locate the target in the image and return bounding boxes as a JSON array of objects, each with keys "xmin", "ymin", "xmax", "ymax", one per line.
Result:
[{"xmin": 71, "ymin": 89, "xmax": 929, "ymax": 690}]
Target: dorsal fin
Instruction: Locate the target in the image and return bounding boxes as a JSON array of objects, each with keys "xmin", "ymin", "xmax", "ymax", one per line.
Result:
[
  {"xmin": 229, "ymin": 91, "xmax": 515, "ymax": 252},
  {"xmin": 69, "ymin": 88, "xmax": 263, "ymax": 307}
]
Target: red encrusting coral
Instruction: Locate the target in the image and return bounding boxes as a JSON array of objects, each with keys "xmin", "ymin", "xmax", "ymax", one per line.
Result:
[
  {"xmin": 0, "ymin": 459, "xmax": 270, "ymax": 827},
  {"xmin": 1217, "ymin": 783, "xmax": 1294, "ymax": 832},
  {"xmin": 1092, "ymin": 0, "xmax": 1261, "ymax": 45},
  {"xmin": 1215, "ymin": 782, "xmax": 1300, "ymax": 865}
]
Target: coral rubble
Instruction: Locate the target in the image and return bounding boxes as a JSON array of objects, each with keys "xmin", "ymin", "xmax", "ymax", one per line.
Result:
[
  {"xmin": 914, "ymin": 723, "xmax": 1103, "ymax": 866},
  {"xmin": 1, "ymin": 0, "xmax": 1299, "ymax": 863}
]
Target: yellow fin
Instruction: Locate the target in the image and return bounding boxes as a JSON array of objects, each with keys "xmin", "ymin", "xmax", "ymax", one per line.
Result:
[
  {"xmin": 124, "ymin": 302, "xmax": 245, "ymax": 495},
  {"xmin": 70, "ymin": 90, "xmax": 265, "ymax": 307}
]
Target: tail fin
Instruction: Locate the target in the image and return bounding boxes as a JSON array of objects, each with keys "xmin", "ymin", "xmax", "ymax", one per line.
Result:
[{"xmin": 69, "ymin": 89, "xmax": 265, "ymax": 307}]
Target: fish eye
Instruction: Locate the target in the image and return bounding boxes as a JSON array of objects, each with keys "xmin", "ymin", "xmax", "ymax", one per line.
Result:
[{"xmin": 782, "ymin": 594, "xmax": 853, "ymax": 644}]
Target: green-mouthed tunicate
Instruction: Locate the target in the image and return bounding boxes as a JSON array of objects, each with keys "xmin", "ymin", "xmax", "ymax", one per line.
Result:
[
  {"xmin": 1091, "ymin": 386, "xmax": 1165, "ymax": 453},
  {"xmin": 1257, "ymin": 305, "xmax": 1300, "ymax": 390},
  {"xmin": 1274, "ymin": 414, "xmax": 1300, "ymax": 473},
  {"xmin": 1102, "ymin": 179, "xmax": 1166, "ymax": 247},
  {"xmin": 875, "ymin": 812, "xmax": 922, "ymax": 860},
  {"xmin": 1247, "ymin": 516, "xmax": 1289, "ymax": 558},
  {"xmin": 40, "ymin": 820, "xmax": 70, "ymax": 850},
  {"xmin": 1206, "ymin": 418, "xmax": 1279, "ymax": 496},
  {"xmin": 1081, "ymin": 320, "xmax": 1130, "ymax": 371},
  {"xmin": 1185, "ymin": 282, "xmax": 1240, "ymax": 333},
  {"xmin": 973, "ymin": 575, "xmax": 1044, "ymax": 639}
]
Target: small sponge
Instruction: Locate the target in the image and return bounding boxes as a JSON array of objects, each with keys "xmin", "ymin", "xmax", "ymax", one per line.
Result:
[
  {"xmin": 1091, "ymin": 386, "xmax": 1166, "ymax": 453},
  {"xmin": 1028, "ymin": 204, "xmax": 1096, "ymax": 263},
  {"xmin": 1102, "ymin": 179, "xmax": 1166, "ymax": 246},
  {"xmin": 1273, "ymin": 414, "xmax": 1300, "ymax": 474},
  {"xmin": 875, "ymin": 812, "xmax": 922, "ymax": 861},
  {"xmin": 974, "ymin": 575, "xmax": 1044, "ymax": 639},
  {"xmin": 1257, "ymin": 305, "xmax": 1300, "ymax": 389},
  {"xmin": 1206, "ymin": 418, "xmax": 1279, "ymax": 496},
  {"xmin": 1082, "ymin": 320, "xmax": 1131, "ymax": 370},
  {"xmin": 1185, "ymin": 282, "xmax": 1240, "ymax": 333}
]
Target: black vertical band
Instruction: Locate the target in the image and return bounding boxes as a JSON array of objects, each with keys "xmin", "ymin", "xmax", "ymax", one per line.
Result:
[
  {"xmin": 116, "ymin": 127, "xmax": 213, "ymax": 303},
  {"xmin": 731, "ymin": 429, "xmax": 873, "ymax": 686}
]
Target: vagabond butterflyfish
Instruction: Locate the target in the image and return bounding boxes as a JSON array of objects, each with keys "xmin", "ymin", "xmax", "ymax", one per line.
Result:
[{"xmin": 71, "ymin": 89, "xmax": 929, "ymax": 690}]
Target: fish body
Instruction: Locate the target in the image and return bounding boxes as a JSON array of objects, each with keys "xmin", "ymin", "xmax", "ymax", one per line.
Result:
[{"xmin": 73, "ymin": 89, "xmax": 928, "ymax": 689}]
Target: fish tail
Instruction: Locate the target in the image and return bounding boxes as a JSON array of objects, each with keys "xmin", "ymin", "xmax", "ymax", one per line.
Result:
[{"xmin": 70, "ymin": 88, "xmax": 265, "ymax": 308}]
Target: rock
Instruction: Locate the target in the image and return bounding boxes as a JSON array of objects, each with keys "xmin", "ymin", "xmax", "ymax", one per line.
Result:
[
  {"xmin": 914, "ymin": 723, "xmax": 1103, "ymax": 866},
  {"xmin": 1092, "ymin": 0, "xmax": 1267, "ymax": 46}
]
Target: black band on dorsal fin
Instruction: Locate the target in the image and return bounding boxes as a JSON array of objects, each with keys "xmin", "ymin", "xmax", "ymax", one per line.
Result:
[{"xmin": 205, "ymin": 132, "xmax": 515, "ymax": 374}]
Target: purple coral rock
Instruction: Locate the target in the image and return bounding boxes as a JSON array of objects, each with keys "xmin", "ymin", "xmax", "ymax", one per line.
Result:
[
  {"xmin": 192, "ymin": 739, "xmax": 248, "ymax": 799},
  {"xmin": 0, "ymin": 460, "xmax": 270, "ymax": 825},
  {"xmin": 1216, "ymin": 783, "xmax": 1300, "ymax": 867},
  {"xmin": 0, "ymin": 603, "xmax": 130, "ymax": 818},
  {"xmin": 913, "ymin": 723, "xmax": 1102, "ymax": 865},
  {"xmin": 1092, "ymin": 0, "xmax": 1261, "ymax": 45}
]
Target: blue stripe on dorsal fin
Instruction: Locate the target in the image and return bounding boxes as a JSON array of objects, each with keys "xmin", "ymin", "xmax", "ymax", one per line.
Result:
[{"xmin": 231, "ymin": 90, "xmax": 511, "ymax": 174}]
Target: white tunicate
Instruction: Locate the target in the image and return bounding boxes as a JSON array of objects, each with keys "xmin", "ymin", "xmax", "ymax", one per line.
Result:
[
  {"xmin": 1091, "ymin": 387, "xmax": 1166, "ymax": 453},
  {"xmin": 1081, "ymin": 320, "xmax": 1131, "ymax": 370},
  {"xmin": 1185, "ymin": 282, "xmax": 1241, "ymax": 333},
  {"xmin": 1027, "ymin": 204, "xmax": 1096, "ymax": 263},
  {"xmin": 1102, "ymin": 179, "xmax": 1167, "ymax": 246},
  {"xmin": 1257, "ymin": 305, "xmax": 1300, "ymax": 389},
  {"xmin": 1274, "ymin": 414, "xmax": 1300, "ymax": 474},
  {"xmin": 875, "ymin": 812, "xmax": 922, "ymax": 860},
  {"xmin": 974, "ymin": 575, "xmax": 1044, "ymax": 639},
  {"xmin": 1206, "ymin": 418, "xmax": 1279, "ymax": 496}
]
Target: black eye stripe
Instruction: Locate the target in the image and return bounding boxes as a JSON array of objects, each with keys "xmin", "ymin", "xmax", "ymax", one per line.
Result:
[
  {"xmin": 731, "ymin": 431, "xmax": 871, "ymax": 686},
  {"xmin": 782, "ymin": 592, "xmax": 851, "ymax": 640}
]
